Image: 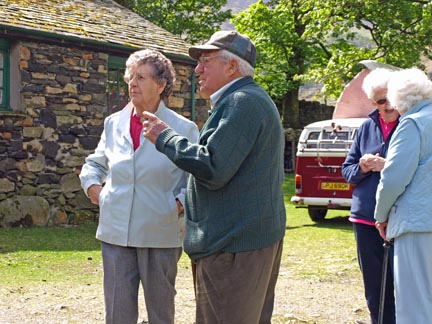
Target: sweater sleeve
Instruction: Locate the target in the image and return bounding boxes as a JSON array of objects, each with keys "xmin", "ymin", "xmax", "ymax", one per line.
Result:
[
  {"xmin": 171, "ymin": 122, "xmax": 200, "ymax": 206},
  {"xmin": 156, "ymin": 91, "xmax": 268, "ymax": 190}
]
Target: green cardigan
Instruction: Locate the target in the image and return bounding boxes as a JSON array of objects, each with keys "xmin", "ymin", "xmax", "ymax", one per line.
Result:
[{"xmin": 156, "ymin": 77, "xmax": 286, "ymax": 261}]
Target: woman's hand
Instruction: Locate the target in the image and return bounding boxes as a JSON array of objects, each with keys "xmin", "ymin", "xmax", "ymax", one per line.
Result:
[
  {"xmin": 176, "ymin": 198, "xmax": 184, "ymax": 215},
  {"xmin": 360, "ymin": 153, "xmax": 386, "ymax": 173},
  {"xmin": 87, "ymin": 184, "xmax": 103, "ymax": 205},
  {"xmin": 375, "ymin": 221, "xmax": 388, "ymax": 240}
]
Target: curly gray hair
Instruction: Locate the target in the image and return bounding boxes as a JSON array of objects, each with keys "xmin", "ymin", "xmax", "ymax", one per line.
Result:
[
  {"xmin": 387, "ymin": 67, "xmax": 432, "ymax": 114},
  {"xmin": 124, "ymin": 49, "xmax": 176, "ymax": 102}
]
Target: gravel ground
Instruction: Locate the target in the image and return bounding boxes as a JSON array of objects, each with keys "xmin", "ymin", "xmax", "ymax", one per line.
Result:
[{"xmin": 0, "ymin": 261, "xmax": 370, "ymax": 324}]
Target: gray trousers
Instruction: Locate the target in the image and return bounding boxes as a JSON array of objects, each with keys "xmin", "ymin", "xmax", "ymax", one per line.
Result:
[
  {"xmin": 194, "ymin": 240, "xmax": 283, "ymax": 324},
  {"xmin": 101, "ymin": 242, "xmax": 182, "ymax": 324},
  {"xmin": 394, "ymin": 232, "xmax": 432, "ymax": 324}
]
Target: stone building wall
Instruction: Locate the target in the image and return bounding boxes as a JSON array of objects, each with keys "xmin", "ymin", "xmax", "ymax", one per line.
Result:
[
  {"xmin": 0, "ymin": 40, "xmax": 207, "ymax": 227},
  {"xmin": 299, "ymin": 100, "xmax": 334, "ymax": 128},
  {"xmin": 283, "ymin": 100, "xmax": 334, "ymax": 172}
]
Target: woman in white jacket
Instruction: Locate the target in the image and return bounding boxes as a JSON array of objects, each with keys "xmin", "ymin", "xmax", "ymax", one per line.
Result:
[
  {"xmin": 79, "ymin": 49, "xmax": 199, "ymax": 324},
  {"xmin": 374, "ymin": 67, "xmax": 432, "ymax": 324}
]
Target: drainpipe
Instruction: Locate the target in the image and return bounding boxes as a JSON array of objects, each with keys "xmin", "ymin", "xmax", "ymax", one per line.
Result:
[{"xmin": 191, "ymin": 71, "xmax": 196, "ymax": 122}]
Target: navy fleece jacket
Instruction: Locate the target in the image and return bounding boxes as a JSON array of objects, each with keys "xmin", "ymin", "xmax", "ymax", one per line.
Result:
[{"xmin": 342, "ymin": 109, "xmax": 399, "ymax": 222}]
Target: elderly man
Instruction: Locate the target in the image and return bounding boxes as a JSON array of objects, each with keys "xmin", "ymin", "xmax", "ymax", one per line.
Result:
[{"xmin": 142, "ymin": 31, "xmax": 286, "ymax": 324}]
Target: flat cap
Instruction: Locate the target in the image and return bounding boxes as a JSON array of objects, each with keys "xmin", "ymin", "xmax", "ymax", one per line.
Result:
[{"xmin": 189, "ymin": 31, "xmax": 256, "ymax": 67}]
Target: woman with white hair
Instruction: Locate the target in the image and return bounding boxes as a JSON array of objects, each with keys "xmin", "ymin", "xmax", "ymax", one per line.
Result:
[
  {"xmin": 374, "ymin": 67, "xmax": 432, "ymax": 324},
  {"xmin": 342, "ymin": 67, "xmax": 399, "ymax": 324}
]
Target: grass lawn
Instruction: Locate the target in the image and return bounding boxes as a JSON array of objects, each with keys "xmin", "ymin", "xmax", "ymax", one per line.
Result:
[
  {"xmin": 0, "ymin": 174, "xmax": 355, "ymax": 285},
  {"xmin": 0, "ymin": 223, "xmax": 101, "ymax": 284},
  {"xmin": 282, "ymin": 175, "xmax": 356, "ymax": 280}
]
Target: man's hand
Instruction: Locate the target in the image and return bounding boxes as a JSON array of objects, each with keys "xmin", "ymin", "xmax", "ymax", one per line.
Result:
[
  {"xmin": 88, "ymin": 184, "xmax": 103, "ymax": 205},
  {"xmin": 142, "ymin": 111, "xmax": 169, "ymax": 144}
]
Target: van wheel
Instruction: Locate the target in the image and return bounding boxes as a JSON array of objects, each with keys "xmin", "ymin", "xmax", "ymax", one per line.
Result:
[{"xmin": 308, "ymin": 207, "xmax": 327, "ymax": 222}]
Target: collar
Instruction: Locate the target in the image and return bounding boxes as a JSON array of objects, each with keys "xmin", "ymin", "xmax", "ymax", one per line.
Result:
[
  {"xmin": 118, "ymin": 101, "xmax": 167, "ymax": 136},
  {"xmin": 131, "ymin": 100, "xmax": 166, "ymax": 118},
  {"xmin": 210, "ymin": 77, "xmax": 244, "ymax": 108},
  {"xmin": 400, "ymin": 99, "xmax": 432, "ymax": 120},
  {"xmin": 378, "ymin": 113, "xmax": 398, "ymax": 126}
]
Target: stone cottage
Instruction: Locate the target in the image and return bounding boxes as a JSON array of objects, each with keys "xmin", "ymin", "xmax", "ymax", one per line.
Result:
[{"xmin": 0, "ymin": 0, "xmax": 209, "ymax": 227}]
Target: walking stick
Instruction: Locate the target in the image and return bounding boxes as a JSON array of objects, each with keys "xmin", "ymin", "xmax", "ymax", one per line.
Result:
[
  {"xmin": 192, "ymin": 261, "xmax": 197, "ymax": 298},
  {"xmin": 378, "ymin": 239, "xmax": 393, "ymax": 324}
]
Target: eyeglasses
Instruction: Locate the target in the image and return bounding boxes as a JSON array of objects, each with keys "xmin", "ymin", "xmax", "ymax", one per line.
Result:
[
  {"xmin": 374, "ymin": 98, "xmax": 387, "ymax": 105},
  {"xmin": 197, "ymin": 54, "xmax": 223, "ymax": 66}
]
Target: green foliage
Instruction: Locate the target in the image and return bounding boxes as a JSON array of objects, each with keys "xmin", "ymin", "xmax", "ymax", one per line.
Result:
[
  {"xmin": 233, "ymin": 0, "xmax": 432, "ymax": 106},
  {"xmin": 304, "ymin": 0, "xmax": 432, "ymax": 98},
  {"xmin": 233, "ymin": 1, "xmax": 303, "ymax": 100},
  {"xmin": 132, "ymin": 0, "xmax": 232, "ymax": 43}
]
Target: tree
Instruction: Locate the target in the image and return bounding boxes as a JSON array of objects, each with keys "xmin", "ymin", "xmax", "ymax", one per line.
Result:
[
  {"xmin": 233, "ymin": 0, "xmax": 432, "ymax": 129},
  {"xmin": 129, "ymin": 0, "xmax": 232, "ymax": 43},
  {"xmin": 233, "ymin": 1, "xmax": 314, "ymax": 128}
]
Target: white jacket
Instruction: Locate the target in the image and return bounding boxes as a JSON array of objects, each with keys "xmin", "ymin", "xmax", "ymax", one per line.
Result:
[{"xmin": 80, "ymin": 101, "xmax": 199, "ymax": 247}]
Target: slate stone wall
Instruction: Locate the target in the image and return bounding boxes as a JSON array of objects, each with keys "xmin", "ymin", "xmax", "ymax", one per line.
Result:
[
  {"xmin": 299, "ymin": 100, "xmax": 334, "ymax": 129},
  {"xmin": 283, "ymin": 100, "xmax": 334, "ymax": 172},
  {"xmin": 0, "ymin": 40, "xmax": 208, "ymax": 227}
]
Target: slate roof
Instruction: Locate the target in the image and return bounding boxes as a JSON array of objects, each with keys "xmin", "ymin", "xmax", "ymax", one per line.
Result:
[{"xmin": 0, "ymin": 0, "xmax": 192, "ymax": 60}]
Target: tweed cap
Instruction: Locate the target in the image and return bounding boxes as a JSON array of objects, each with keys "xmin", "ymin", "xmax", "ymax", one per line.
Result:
[{"xmin": 189, "ymin": 31, "xmax": 256, "ymax": 67}]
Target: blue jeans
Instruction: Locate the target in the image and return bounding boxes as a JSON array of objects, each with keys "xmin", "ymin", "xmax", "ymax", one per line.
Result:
[
  {"xmin": 101, "ymin": 242, "xmax": 182, "ymax": 324},
  {"xmin": 353, "ymin": 223, "xmax": 395, "ymax": 324}
]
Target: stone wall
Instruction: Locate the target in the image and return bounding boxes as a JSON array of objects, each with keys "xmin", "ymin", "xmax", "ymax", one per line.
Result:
[
  {"xmin": 299, "ymin": 100, "xmax": 334, "ymax": 129},
  {"xmin": 0, "ymin": 40, "xmax": 208, "ymax": 227},
  {"xmin": 283, "ymin": 100, "xmax": 334, "ymax": 172},
  {"xmin": 0, "ymin": 40, "xmax": 335, "ymax": 227}
]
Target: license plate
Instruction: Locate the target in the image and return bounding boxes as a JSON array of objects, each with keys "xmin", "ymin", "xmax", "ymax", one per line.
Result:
[{"xmin": 321, "ymin": 182, "xmax": 350, "ymax": 190}]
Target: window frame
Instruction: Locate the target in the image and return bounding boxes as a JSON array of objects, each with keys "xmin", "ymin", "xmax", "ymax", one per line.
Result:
[
  {"xmin": 107, "ymin": 55, "xmax": 128, "ymax": 115},
  {"xmin": 0, "ymin": 38, "xmax": 10, "ymax": 111}
]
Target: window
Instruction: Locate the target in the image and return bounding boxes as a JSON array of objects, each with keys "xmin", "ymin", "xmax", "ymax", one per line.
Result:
[
  {"xmin": 107, "ymin": 55, "xmax": 129, "ymax": 115},
  {"xmin": 305, "ymin": 129, "xmax": 353, "ymax": 149},
  {"xmin": 0, "ymin": 39, "xmax": 10, "ymax": 111}
]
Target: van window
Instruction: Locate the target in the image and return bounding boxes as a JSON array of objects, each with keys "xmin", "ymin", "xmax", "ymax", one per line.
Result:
[{"xmin": 305, "ymin": 129, "xmax": 356, "ymax": 149}]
